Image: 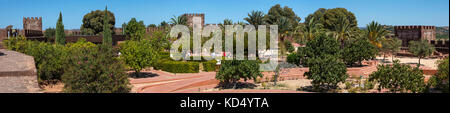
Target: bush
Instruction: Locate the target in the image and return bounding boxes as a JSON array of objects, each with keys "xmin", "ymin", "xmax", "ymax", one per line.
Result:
[
  {"xmin": 4, "ymin": 37, "xmax": 68, "ymax": 84},
  {"xmin": 156, "ymin": 60, "xmax": 199, "ymax": 73},
  {"xmin": 301, "ymin": 33, "xmax": 341, "ymax": 66},
  {"xmin": 159, "ymin": 51, "xmax": 171, "ymax": 59},
  {"xmin": 62, "ymin": 45, "xmax": 131, "ymax": 93},
  {"xmin": 427, "ymin": 58, "xmax": 449, "ymax": 93},
  {"xmin": 369, "ymin": 60, "xmax": 425, "ymax": 93},
  {"xmin": 342, "ymin": 37, "xmax": 377, "ymax": 66},
  {"xmin": 25, "ymin": 42, "xmax": 67, "ymax": 83},
  {"xmin": 305, "ymin": 55, "xmax": 348, "ymax": 91},
  {"xmin": 3, "ymin": 36, "xmax": 28, "ymax": 52},
  {"xmin": 286, "ymin": 53, "xmax": 300, "ymax": 66},
  {"xmin": 216, "ymin": 60, "xmax": 263, "ymax": 89},
  {"xmin": 119, "ymin": 40, "xmax": 159, "ymax": 76},
  {"xmin": 203, "ymin": 60, "xmax": 217, "ymax": 72}
]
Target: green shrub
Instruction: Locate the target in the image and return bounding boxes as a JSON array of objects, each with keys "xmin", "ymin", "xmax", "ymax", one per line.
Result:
[
  {"xmin": 157, "ymin": 60, "xmax": 199, "ymax": 73},
  {"xmin": 286, "ymin": 53, "xmax": 300, "ymax": 66},
  {"xmin": 369, "ymin": 60, "xmax": 425, "ymax": 93},
  {"xmin": 25, "ymin": 42, "xmax": 67, "ymax": 83},
  {"xmin": 428, "ymin": 58, "xmax": 449, "ymax": 93},
  {"xmin": 119, "ymin": 40, "xmax": 159, "ymax": 76},
  {"xmin": 159, "ymin": 51, "xmax": 171, "ymax": 59},
  {"xmin": 62, "ymin": 45, "xmax": 131, "ymax": 93},
  {"xmin": 305, "ymin": 55, "xmax": 348, "ymax": 91},
  {"xmin": 203, "ymin": 60, "xmax": 217, "ymax": 72},
  {"xmin": 342, "ymin": 37, "xmax": 377, "ymax": 66},
  {"xmin": 4, "ymin": 37, "xmax": 68, "ymax": 84},
  {"xmin": 216, "ymin": 60, "xmax": 263, "ymax": 89},
  {"xmin": 3, "ymin": 36, "xmax": 28, "ymax": 52}
]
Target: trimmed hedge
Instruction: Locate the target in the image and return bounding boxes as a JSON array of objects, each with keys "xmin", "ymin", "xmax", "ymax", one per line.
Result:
[
  {"xmin": 155, "ymin": 59, "xmax": 199, "ymax": 73},
  {"xmin": 203, "ymin": 60, "xmax": 217, "ymax": 72}
]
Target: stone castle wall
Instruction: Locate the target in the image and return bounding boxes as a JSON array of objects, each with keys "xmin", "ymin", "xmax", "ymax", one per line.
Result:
[
  {"xmin": 23, "ymin": 17, "xmax": 42, "ymax": 31},
  {"xmin": 394, "ymin": 26, "xmax": 436, "ymax": 47},
  {"xmin": 183, "ymin": 13, "xmax": 205, "ymax": 28}
]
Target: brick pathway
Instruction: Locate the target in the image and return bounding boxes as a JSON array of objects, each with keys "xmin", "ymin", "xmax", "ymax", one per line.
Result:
[{"xmin": 130, "ymin": 60, "xmax": 389, "ymax": 93}]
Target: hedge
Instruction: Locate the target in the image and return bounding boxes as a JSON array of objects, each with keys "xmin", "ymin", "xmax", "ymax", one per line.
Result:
[
  {"xmin": 203, "ymin": 60, "xmax": 217, "ymax": 72},
  {"xmin": 155, "ymin": 60, "xmax": 199, "ymax": 73}
]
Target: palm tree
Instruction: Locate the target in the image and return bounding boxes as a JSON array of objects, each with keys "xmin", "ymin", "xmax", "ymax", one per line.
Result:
[
  {"xmin": 332, "ymin": 16, "xmax": 355, "ymax": 45},
  {"xmin": 244, "ymin": 10, "xmax": 265, "ymax": 25},
  {"xmin": 169, "ymin": 15, "xmax": 187, "ymax": 25},
  {"xmin": 160, "ymin": 21, "xmax": 168, "ymax": 27},
  {"xmin": 276, "ymin": 17, "xmax": 292, "ymax": 41},
  {"xmin": 295, "ymin": 17, "xmax": 323, "ymax": 42},
  {"xmin": 219, "ymin": 19, "xmax": 233, "ymax": 29},
  {"xmin": 366, "ymin": 21, "xmax": 389, "ymax": 48},
  {"xmin": 236, "ymin": 21, "xmax": 246, "ymax": 26}
]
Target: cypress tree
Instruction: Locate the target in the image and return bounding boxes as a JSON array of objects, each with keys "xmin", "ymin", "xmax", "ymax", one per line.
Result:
[
  {"xmin": 102, "ymin": 6, "xmax": 113, "ymax": 45},
  {"xmin": 55, "ymin": 12, "xmax": 65, "ymax": 45}
]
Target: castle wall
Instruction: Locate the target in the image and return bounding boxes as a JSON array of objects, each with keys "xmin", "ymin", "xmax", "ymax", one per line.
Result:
[
  {"xmin": 183, "ymin": 13, "xmax": 204, "ymax": 28},
  {"xmin": 394, "ymin": 26, "xmax": 436, "ymax": 47},
  {"xmin": 23, "ymin": 17, "xmax": 42, "ymax": 31}
]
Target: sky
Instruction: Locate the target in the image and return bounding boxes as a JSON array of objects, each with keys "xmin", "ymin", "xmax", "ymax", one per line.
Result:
[{"xmin": 1, "ymin": 0, "xmax": 449, "ymax": 29}]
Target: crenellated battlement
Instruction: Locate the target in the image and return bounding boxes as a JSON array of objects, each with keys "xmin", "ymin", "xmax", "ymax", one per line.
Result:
[
  {"xmin": 23, "ymin": 17, "xmax": 42, "ymax": 31},
  {"xmin": 182, "ymin": 13, "xmax": 205, "ymax": 17},
  {"xmin": 182, "ymin": 13, "xmax": 205, "ymax": 28},
  {"xmin": 394, "ymin": 25, "xmax": 435, "ymax": 30}
]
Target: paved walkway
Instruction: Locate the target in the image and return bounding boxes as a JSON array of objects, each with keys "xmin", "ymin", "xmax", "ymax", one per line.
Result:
[{"xmin": 130, "ymin": 60, "xmax": 436, "ymax": 93}]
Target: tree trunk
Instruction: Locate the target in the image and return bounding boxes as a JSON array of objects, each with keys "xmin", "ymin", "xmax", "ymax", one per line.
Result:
[
  {"xmin": 391, "ymin": 53, "xmax": 395, "ymax": 62},
  {"xmin": 360, "ymin": 60, "xmax": 363, "ymax": 67},
  {"xmin": 135, "ymin": 70, "xmax": 140, "ymax": 77},
  {"xmin": 233, "ymin": 79, "xmax": 237, "ymax": 89},
  {"xmin": 383, "ymin": 53, "xmax": 386, "ymax": 63},
  {"xmin": 418, "ymin": 57, "xmax": 421, "ymax": 68}
]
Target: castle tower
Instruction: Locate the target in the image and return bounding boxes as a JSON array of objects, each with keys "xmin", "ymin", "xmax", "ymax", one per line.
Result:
[
  {"xmin": 182, "ymin": 13, "xmax": 205, "ymax": 28},
  {"xmin": 23, "ymin": 17, "xmax": 42, "ymax": 31},
  {"xmin": 394, "ymin": 25, "xmax": 436, "ymax": 47}
]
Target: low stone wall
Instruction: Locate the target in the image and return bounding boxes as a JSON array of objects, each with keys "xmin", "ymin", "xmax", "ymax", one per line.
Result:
[{"xmin": 0, "ymin": 49, "xmax": 39, "ymax": 93}]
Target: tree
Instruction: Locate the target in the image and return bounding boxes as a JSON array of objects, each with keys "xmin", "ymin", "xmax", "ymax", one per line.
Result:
[
  {"xmin": 389, "ymin": 38, "xmax": 402, "ymax": 61},
  {"xmin": 102, "ymin": 6, "xmax": 113, "ymax": 45},
  {"xmin": 380, "ymin": 38, "xmax": 402, "ymax": 62},
  {"xmin": 124, "ymin": 18, "xmax": 146, "ymax": 41},
  {"xmin": 216, "ymin": 60, "xmax": 263, "ymax": 89},
  {"xmin": 332, "ymin": 16, "xmax": 356, "ymax": 46},
  {"xmin": 342, "ymin": 37, "xmax": 377, "ymax": 66},
  {"xmin": 301, "ymin": 33, "xmax": 347, "ymax": 91},
  {"xmin": 147, "ymin": 24, "xmax": 157, "ymax": 28},
  {"xmin": 295, "ymin": 17, "xmax": 323, "ymax": 42},
  {"xmin": 366, "ymin": 21, "xmax": 389, "ymax": 48},
  {"xmin": 369, "ymin": 60, "xmax": 425, "ymax": 93},
  {"xmin": 244, "ymin": 10, "xmax": 265, "ymax": 25},
  {"xmin": 169, "ymin": 15, "xmax": 187, "ymax": 25},
  {"xmin": 55, "ymin": 12, "xmax": 65, "ymax": 45},
  {"xmin": 264, "ymin": 4, "xmax": 301, "ymax": 27},
  {"xmin": 160, "ymin": 21, "xmax": 169, "ymax": 27},
  {"xmin": 44, "ymin": 28, "xmax": 56, "ymax": 39},
  {"xmin": 305, "ymin": 55, "xmax": 348, "ymax": 91},
  {"xmin": 302, "ymin": 33, "xmax": 341, "ymax": 66},
  {"xmin": 62, "ymin": 45, "xmax": 131, "ymax": 93},
  {"xmin": 286, "ymin": 53, "xmax": 301, "ymax": 66},
  {"xmin": 119, "ymin": 40, "xmax": 159, "ymax": 77},
  {"xmin": 284, "ymin": 40, "xmax": 294, "ymax": 53},
  {"xmin": 408, "ymin": 40, "xmax": 435, "ymax": 67},
  {"xmin": 80, "ymin": 9, "xmax": 115, "ymax": 35},
  {"xmin": 305, "ymin": 8, "xmax": 357, "ymax": 30},
  {"xmin": 276, "ymin": 16, "xmax": 293, "ymax": 40},
  {"xmin": 428, "ymin": 58, "xmax": 449, "ymax": 93}
]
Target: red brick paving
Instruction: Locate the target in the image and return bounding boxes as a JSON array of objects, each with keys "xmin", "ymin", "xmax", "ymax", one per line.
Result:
[{"xmin": 130, "ymin": 60, "xmax": 433, "ymax": 93}]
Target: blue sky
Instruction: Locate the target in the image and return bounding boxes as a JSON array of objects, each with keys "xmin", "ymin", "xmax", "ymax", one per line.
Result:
[{"xmin": 1, "ymin": 0, "xmax": 448, "ymax": 29}]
